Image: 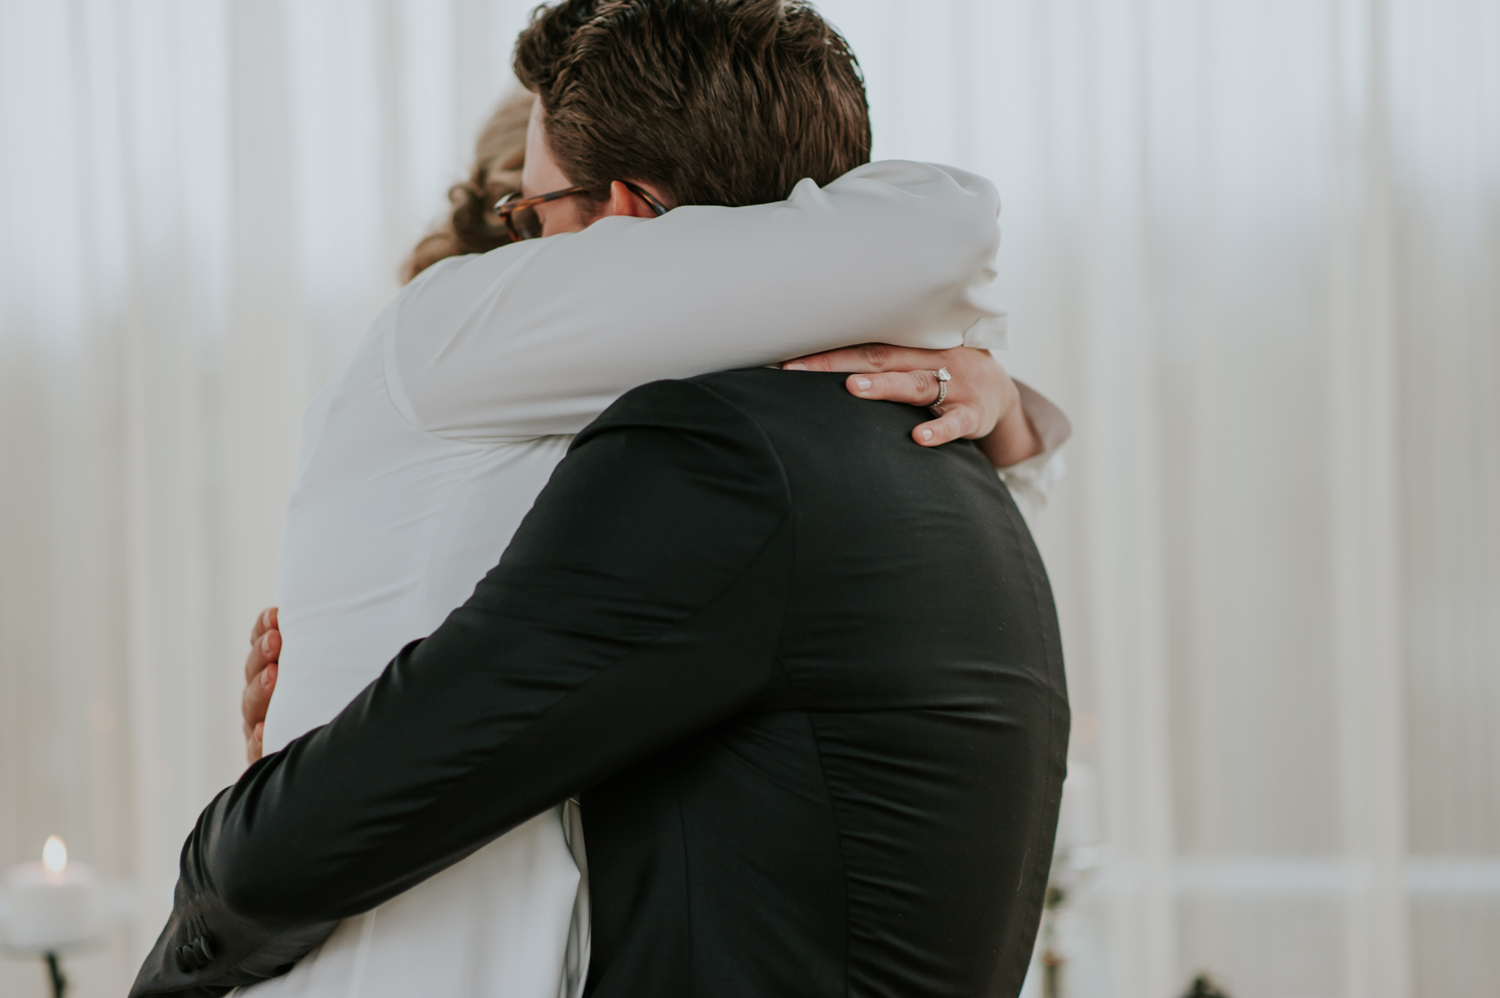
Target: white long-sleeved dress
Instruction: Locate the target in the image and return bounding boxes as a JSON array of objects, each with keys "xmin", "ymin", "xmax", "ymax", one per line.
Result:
[{"xmin": 246, "ymin": 161, "xmax": 1063, "ymax": 998}]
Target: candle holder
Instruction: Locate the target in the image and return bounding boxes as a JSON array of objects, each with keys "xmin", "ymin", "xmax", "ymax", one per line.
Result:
[
  {"xmin": 44, "ymin": 950, "xmax": 68, "ymax": 998},
  {"xmin": 0, "ymin": 948, "xmax": 73, "ymax": 998},
  {"xmin": 2, "ymin": 944, "xmax": 90, "ymax": 998},
  {"xmin": 1179, "ymin": 973, "xmax": 1232, "ymax": 998},
  {"xmin": 2, "ymin": 837, "xmax": 105, "ymax": 998}
]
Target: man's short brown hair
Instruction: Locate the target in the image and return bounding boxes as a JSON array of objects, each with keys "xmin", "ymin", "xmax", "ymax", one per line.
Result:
[{"xmin": 514, "ymin": 0, "xmax": 871, "ymax": 209}]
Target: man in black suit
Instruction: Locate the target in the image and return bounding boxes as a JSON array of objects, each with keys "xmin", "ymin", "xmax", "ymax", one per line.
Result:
[
  {"xmin": 135, "ymin": 368, "xmax": 1066, "ymax": 998},
  {"xmin": 134, "ymin": 3, "xmax": 1068, "ymax": 995}
]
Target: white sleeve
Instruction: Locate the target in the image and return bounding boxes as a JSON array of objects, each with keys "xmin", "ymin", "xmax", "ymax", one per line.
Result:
[
  {"xmin": 997, "ymin": 380, "xmax": 1072, "ymax": 518},
  {"xmin": 384, "ymin": 160, "xmax": 1008, "ymax": 439}
]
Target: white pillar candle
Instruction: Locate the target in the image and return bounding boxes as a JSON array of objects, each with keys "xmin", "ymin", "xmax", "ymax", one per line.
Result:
[{"xmin": 3, "ymin": 837, "xmax": 104, "ymax": 952}]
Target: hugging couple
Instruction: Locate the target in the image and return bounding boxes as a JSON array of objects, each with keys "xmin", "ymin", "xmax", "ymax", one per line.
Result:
[{"xmin": 134, "ymin": 2, "xmax": 1071, "ymax": 997}]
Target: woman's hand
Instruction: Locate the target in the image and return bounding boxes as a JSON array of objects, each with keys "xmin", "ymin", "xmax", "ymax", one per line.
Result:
[
  {"xmin": 242, "ymin": 607, "xmax": 279, "ymax": 764},
  {"xmin": 782, "ymin": 345, "xmax": 1044, "ymax": 467}
]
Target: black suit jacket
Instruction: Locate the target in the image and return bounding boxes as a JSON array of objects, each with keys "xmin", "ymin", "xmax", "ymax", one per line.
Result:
[{"xmin": 133, "ymin": 369, "xmax": 1068, "ymax": 998}]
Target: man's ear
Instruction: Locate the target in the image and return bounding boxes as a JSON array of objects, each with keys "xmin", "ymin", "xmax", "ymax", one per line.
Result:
[{"xmin": 605, "ymin": 180, "xmax": 660, "ymax": 219}]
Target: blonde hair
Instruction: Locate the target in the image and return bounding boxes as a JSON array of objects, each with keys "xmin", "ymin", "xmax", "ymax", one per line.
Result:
[{"xmin": 402, "ymin": 89, "xmax": 535, "ymax": 283}]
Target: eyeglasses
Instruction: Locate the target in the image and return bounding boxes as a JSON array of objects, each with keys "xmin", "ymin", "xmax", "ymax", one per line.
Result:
[{"xmin": 494, "ymin": 181, "xmax": 669, "ymax": 241}]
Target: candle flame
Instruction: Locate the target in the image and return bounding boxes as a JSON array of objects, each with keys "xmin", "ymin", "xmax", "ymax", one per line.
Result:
[{"xmin": 42, "ymin": 835, "xmax": 68, "ymax": 874}]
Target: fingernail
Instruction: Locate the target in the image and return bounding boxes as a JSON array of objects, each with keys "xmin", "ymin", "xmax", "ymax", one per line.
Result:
[
  {"xmin": 784, "ymin": 362, "xmax": 807, "ymax": 371},
  {"xmin": 263, "ymin": 665, "xmax": 276, "ymax": 687},
  {"xmin": 921, "ymin": 429, "xmax": 934, "ymax": 441},
  {"xmin": 854, "ymin": 377, "xmax": 871, "ymax": 391},
  {"xmin": 262, "ymin": 634, "xmax": 273, "ymax": 654}
]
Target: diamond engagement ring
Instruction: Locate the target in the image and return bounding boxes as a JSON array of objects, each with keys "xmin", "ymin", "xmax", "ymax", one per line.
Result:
[{"xmin": 930, "ymin": 367, "xmax": 952, "ymax": 411}]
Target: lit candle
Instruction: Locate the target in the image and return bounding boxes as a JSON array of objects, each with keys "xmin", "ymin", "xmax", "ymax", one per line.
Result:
[{"xmin": 3, "ymin": 837, "xmax": 104, "ymax": 952}]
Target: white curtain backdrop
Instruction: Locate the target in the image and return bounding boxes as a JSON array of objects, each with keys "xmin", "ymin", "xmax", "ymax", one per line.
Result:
[{"xmin": 1, "ymin": 2, "xmax": 1495, "ymax": 997}]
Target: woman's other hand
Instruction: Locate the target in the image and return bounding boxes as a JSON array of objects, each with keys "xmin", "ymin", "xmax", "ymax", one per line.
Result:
[
  {"xmin": 782, "ymin": 345, "xmax": 1044, "ymax": 467},
  {"xmin": 243, "ymin": 607, "xmax": 279, "ymax": 763}
]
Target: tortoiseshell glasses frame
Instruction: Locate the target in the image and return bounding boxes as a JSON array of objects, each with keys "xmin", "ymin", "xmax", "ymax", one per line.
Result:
[{"xmin": 494, "ymin": 181, "xmax": 668, "ymax": 241}]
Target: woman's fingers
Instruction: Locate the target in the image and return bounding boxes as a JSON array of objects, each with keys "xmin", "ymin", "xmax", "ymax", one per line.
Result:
[
  {"xmin": 782, "ymin": 343, "xmax": 902, "ymax": 373},
  {"xmin": 242, "ymin": 662, "xmax": 277, "ymax": 741},
  {"xmin": 785, "ymin": 344, "xmax": 1009, "ymax": 443},
  {"xmin": 244, "ymin": 607, "xmax": 281, "ymax": 764},
  {"xmin": 249, "ymin": 606, "xmax": 277, "ymax": 645},
  {"xmin": 845, "ymin": 370, "xmax": 941, "ymax": 405},
  {"xmin": 912, "ymin": 409, "xmax": 981, "ymax": 447},
  {"xmin": 846, "ymin": 370, "xmax": 984, "ymax": 446},
  {"xmin": 245, "ymin": 608, "xmax": 280, "ymax": 681},
  {"xmin": 243, "ymin": 622, "xmax": 280, "ymax": 683}
]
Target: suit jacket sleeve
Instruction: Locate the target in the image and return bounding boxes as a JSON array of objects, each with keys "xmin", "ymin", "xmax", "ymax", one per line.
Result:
[{"xmin": 130, "ymin": 379, "xmax": 795, "ymax": 998}]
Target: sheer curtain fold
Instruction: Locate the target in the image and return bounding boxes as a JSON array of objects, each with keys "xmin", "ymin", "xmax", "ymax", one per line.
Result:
[{"xmin": 1, "ymin": 1, "xmax": 1496, "ymax": 997}]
